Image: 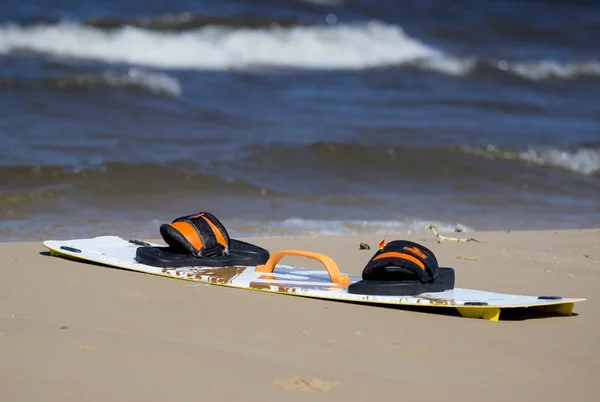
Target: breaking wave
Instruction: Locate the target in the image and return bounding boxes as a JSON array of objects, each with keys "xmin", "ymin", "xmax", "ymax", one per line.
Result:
[
  {"xmin": 416, "ymin": 57, "xmax": 600, "ymax": 80},
  {"xmin": 2, "ymin": 144, "xmax": 597, "ymax": 202},
  {"xmin": 233, "ymin": 141, "xmax": 600, "ymax": 177},
  {"xmin": 0, "ymin": 18, "xmax": 598, "ymax": 80},
  {"xmin": 0, "ymin": 20, "xmax": 440, "ymax": 70},
  {"xmin": 459, "ymin": 144, "xmax": 600, "ymax": 176}
]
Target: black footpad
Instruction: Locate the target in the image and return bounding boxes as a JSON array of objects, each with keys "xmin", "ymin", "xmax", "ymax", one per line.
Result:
[
  {"xmin": 347, "ymin": 267, "xmax": 455, "ymax": 296},
  {"xmin": 136, "ymin": 239, "xmax": 270, "ymax": 268}
]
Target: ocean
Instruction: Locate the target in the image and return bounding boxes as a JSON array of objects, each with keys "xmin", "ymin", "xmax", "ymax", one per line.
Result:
[{"xmin": 1, "ymin": 0, "xmax": 599, "ymax": 241}]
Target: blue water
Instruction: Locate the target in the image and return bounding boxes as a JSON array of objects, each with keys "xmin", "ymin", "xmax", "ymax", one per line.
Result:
[{"xmin": 0, "ymin": 0, "xmax": 599, "ymax": 241}]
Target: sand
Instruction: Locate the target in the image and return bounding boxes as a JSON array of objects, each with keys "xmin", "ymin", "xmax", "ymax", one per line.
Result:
[{"xmin": 1, "ymin": 228, "xmax": 599, "ymax": 401}]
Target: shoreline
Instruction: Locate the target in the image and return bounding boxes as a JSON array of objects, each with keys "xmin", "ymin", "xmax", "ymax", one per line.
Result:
[
  {"xmin": 1, "ymin": 227, "xmax": 599, "ymax": 401},
  {"xmin": 4, "ymin": 217, "xmax": 600, "ymax": 244}
]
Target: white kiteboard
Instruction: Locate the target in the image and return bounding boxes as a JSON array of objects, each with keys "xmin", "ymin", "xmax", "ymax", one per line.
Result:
[{"xmin": 42, "ymin": 236, "xmax": 585, "ymax": 321}]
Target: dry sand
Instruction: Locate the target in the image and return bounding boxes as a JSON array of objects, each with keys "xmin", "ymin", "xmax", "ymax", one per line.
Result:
[{"xmin": 1, "ymin": 228, "xmax": 599, "ymax": 401}]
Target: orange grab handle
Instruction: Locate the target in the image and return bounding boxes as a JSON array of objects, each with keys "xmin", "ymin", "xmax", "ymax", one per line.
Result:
[{"xmin": 255, "ymin": 250, "xmax": 350, "ymax": 287}]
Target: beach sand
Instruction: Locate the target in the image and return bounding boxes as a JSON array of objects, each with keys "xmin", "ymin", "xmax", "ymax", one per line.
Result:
[{"xmin": 1, "ymin": 228, "xmax": 598, "ymax": 401}]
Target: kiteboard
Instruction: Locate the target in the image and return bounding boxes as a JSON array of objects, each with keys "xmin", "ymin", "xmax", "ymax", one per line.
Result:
[{"xmin": 42, "ymin": 235, "xmax": 585, "ymax": 321}]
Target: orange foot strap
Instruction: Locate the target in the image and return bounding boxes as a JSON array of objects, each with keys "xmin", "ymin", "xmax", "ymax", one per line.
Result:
[{"xmin": 255, "ymin": 250, "xmax": 350, "ymax": 287}]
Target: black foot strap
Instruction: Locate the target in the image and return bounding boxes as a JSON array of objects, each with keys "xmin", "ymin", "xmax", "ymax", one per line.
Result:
[
  {"xmin": 135, "ymin": 212, "xmax": 270, "ymax": 268},
  {"xmin": 159, "ymin": 212, "xmax": 231, "ymax": 257},
  {"xmin": 362, "ymin": 239, "xmax": 440, "ymax": 283},
  {"xmin": 348, "ymin": 239, "xmax": 455, "ymax": 296}
]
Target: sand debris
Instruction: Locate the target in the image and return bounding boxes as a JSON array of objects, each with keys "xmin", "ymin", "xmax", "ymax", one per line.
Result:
[
  {"xmin": 426, "ymin": 224, "xmax": 481, "ymax": 243},
  {"xmin": 275, "ymin": 377, "xmax": 339, "ymax": 393},
  {"xmin": 320, "ymin": 339, "xmax": 337, "ymax": 349},
  {"xmin": 456, "ymin": 256, "xmax": 479, "ymax": 261}
]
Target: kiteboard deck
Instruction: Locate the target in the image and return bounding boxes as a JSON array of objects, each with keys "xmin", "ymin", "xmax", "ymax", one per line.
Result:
[{"xmin": 42, "ymin": 236, "xmax": 585, "ymax": 321}]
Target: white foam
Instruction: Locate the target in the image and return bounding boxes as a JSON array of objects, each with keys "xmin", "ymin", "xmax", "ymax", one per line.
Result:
[
  {"xmin": 227, "ymin": 218, "xmax": 472, "ymax": 237},
  {"xmin": 460, "ymin": 145, "xmax": 600, "ymax": 176},
  {"xmin": 3, "ymin": 20, "xmax": 597, "ymax": 79},
  {"xmin": 101, "ymin": 68, "xmax": 182, "ymax": 96},
  {"xmin": 413, "ymin": 56, "xmax": 477, "ymax": 76},
  {"xmin": 517, "ymin": 147, "xmax": 600, "ymax": 176},
  {"xmin": 414, "ymin": 57, "xmax": 600, "ymax": 80},
  {"xmin": 0, "ymin": 21, "xmax": 441, "ymax": 70},
  {"xmin": 510, "ymin": 59, "xmax": 600, "ymax": 80}
]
